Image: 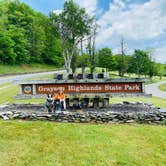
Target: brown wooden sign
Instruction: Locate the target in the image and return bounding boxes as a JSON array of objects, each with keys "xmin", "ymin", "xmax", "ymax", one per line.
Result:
[{"xmin": 22, "ymin": 82, "xmax": 142, "ymax": 95}]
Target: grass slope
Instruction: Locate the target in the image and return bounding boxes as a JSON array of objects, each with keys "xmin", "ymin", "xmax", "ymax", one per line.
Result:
[
  {"xmin": 0, "ymin": 121, "xmax": 165, "ymax": 166},
  {"xmin": 0, "ymin": 64, "xmax": 58, "ymax": 75},
  {"xmin": 159, "ymin": 83, "xmax": 166, "ymax": 92}
]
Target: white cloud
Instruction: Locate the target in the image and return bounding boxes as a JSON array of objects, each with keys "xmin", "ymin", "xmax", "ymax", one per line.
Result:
[
  {"xmin": 53, "ymin": 9, "xmax": 62, "ymax": 15},
  {"xmin": 53, "ymin": 0, "xmax": 98, "ymax": 16},
  {"xmin": 74, "ymin": 0, "xmax": 98, "ymax": 16},
  {"xmin": 97, "ymin": 0, "xmax": 166, "ymax": 43},
  {"xmin": 114, "ymin": 0, "xmax": 125, "ymax": 8},
  {"xmin": 96, "ymin": 0, "xmax": 166, "ymax": 63},
  {"xmin": 154, "ymin": 47, "xmax": 166, "ymax": 63}
]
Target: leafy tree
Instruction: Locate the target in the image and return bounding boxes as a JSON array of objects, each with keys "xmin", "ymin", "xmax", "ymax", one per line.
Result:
[
  {"xmin": 0, "ymin": 0, "xmax": 9, "ymax": 30},
  {"xmin": 8, "ymin": 25, "xmax": 29, "ymax": 64},
  {"xmin": 164, "ymin": 63, "xmax": 166, "ymax": 76},
  {"xmin": 55, "ymin": 0, "xmax": 92, "ymax": 73},
  {"xmin": 131, "ymin": 49, "xmax": 152, "ymax": 77},
  {"xmin": 153, "ymin": 63, "xmax": 165, "ymax": 80},
  {"xmin": 0, "ymin": 30, "xmax": 16, "ymax": 64},
  {"xmin": 28, "ymin": 16, "xmax": 46, "ymax": 63},
  {"xmin": 98, "ymin": 48, "xmax": 116, "ymax": 72},
  {"xmin": 0, "ymin": 0, "xmax": 63, "ymax": 66}
]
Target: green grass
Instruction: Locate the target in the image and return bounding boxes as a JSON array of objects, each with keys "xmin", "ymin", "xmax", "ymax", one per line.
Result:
[
  {"xmin": 145, "ymin": 76, "xmax": 166, "ymax": 85},
  {"xmin": 0, "ymin": 83, "xmax": 44, "ymax": 104},
  {"xmin": 159, "ymin": 83, "xmax": 166, "ymax": 92},
  {"xmin": 0, "ymin": 64, "xmax": 59, "ymax": 75},
  {"xmin": 25, "ymin": 74, "xmax": 54, "ymax": 80},
  {"xmin": 0, "ymin": 121, "xmax": 165, "ymax": 166},
  {"xmin": 0, "ymin": 82, "xmax": 12, "ymax": 88},
  {"xmin": 0, "ymin": 83, "xmax": 45, "ymax": 104}
]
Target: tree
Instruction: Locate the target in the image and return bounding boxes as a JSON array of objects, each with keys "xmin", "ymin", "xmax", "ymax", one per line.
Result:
[
  {"xmin": 8, "ymin": 25, "xmax": 29, "ymax": 64},
  {"xmin": 98, "ymin": 48, "xmax": 116, "ymax": 72},
  {"xmin": 0, "ymin": 0, "xmax": 9, "ymax": 30},
  {"xmin": 43, "ymin": 13, "xmax": 63, "ymax": 66},
  {"xmin": 164, "ymin": 63, "xmax": 166, "ymax": 76},
  {"xmin": 5, "ymin": 0, "xmax": 46, "ymax": 63},
  {"xmin": 152, "ymin": 63, "xmax": 165, "ymax": 80},
  {"xmin": 28, "ymin": 15, "xmax": 46, "ymax": 63},
  {"xmin": 55, "ymin": 0, "xmax": 92, "ymax": 74},
  {"xmin": 0, "ymin": 30, "xmax": 16, "ymax": 64},
  {"xmin": 0, "ymin": 0, "xmax": 63, "ymax": 66},
  {"xmin": 86, "ymin": 19, "xmax": 97, "ymax": 74},
  {"xmin": 131, "ymin": 49, "xmax": 152, "ymax": 77}
]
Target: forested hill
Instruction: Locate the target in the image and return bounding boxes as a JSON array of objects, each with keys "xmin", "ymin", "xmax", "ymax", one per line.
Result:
[{"xmin": 0, "ymin": 0, "xmax": 63, "ymax": 66}]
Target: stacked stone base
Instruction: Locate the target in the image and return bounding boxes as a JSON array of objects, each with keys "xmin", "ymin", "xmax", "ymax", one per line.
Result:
[{"xmin": 0, "ymin": 108, "xmax": 166, "ymax": 125}]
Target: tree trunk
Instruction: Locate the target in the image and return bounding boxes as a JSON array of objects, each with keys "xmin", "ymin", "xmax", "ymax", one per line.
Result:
[
  {"xmin": 64, "ymin": 52, "xmax": 71, "ymax": 75},
  {"xmin": 82, "ymin": 65, "xmax": 86, "ymax": 77},
  {"xmin": 136, "ymin": 67, "xmax": 140, "ymax": 78}
]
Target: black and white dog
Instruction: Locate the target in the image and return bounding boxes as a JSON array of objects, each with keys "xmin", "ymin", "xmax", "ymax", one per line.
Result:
[{"xmin": 45, "ymin": 94, "xmax": 54, "ymax": 113}]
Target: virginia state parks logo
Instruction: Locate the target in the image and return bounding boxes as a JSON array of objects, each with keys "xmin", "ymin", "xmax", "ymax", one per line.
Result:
[{"xmin": 24, "ymin": 85, "xmax": 32, "ymax": 94}]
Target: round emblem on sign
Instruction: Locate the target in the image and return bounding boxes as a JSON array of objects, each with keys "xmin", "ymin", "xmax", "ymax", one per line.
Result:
[{"xmin": 24, "ymin": 86, "xmax": 31, "ymax": 93}]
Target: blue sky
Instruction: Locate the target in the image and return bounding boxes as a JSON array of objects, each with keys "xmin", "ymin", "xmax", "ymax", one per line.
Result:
[{"xmin": 20, "ymin": 0, "xmax": 166, "ymax": 63}]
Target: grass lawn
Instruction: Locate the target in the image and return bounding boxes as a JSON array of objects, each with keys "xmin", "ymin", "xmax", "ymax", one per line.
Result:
[
  {"xmin": 0, "ymin": 64, "xmax": 58, "ymax": 75},
  {"xmin": 25, "ymin": 74, "xmax": 54, "ymax": 80},
  {"xmin": 0, "ymin": 83, "xmax": 44, "ymax": 104},
  {"xmin": 0, "ymin": 82, "xmax": 12, "ymax": 88},
  {"xmin": 0, "ymin": 121, "xmax": 165, "ymax": 166},
  {"xmin": 145, "ymin": 76, "xmax": 166, "ymax": 85},
  {"xmin": 159, "ymin": 83, "xmax": 166, "ymax": 92}
]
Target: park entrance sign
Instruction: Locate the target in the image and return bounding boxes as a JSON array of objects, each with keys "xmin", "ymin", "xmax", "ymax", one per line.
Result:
[
  {"xmin": 22, "ymin": 82, "xmax": 142, "ymax": 95},
  {"xmin": 16, "ymin": 76, "xmax": 149, "ymax": 99},
  {"xmin": 16, "ymin": 75, "xmax": 151, "ymax": 108}
]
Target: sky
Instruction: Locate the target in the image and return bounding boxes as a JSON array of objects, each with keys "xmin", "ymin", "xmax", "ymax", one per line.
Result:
[{"xmin": 20, "ymin": 0, "xmax": 166, "ymax": 63}]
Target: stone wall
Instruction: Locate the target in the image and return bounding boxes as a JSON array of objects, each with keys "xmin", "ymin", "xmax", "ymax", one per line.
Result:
[{"xmin": 0, "ymin": 103, "xmax": 165, "ymax": 124}]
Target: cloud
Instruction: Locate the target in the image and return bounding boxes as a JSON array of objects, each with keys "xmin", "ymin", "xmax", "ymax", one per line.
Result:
[
  {"xmin": 96, "ymin": 0, "xmax": 166, "ymax": 63},
  {"xmin": 74, "ymin": 0, "xmax": 98, "ymax": 16},
  {"xmin": 53, "ymin": 9, "xmax": 62, "ymax": 15},
  {"xmin": 97, "ymin": 0, "xmax": 166, "ymax": 42},
  {"xmin": 154, "ymin": 47, "xmax": 166, "ymax": 63},
  {"xmin": 54, "ymin": 0, "xmax": 98, "ymax": 16}
]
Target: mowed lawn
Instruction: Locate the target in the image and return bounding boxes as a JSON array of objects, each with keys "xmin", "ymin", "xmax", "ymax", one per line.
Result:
[
  {"xmin": 0, "ymin": 64, "xmax": 57, "ymax": 75},
  {"xmin": 159, "ymin": 83, "xmax": 166, "ymax": 92},
  {"xmin": 0, "ymin": 121, "xmax": 165, "ymax": 166}
]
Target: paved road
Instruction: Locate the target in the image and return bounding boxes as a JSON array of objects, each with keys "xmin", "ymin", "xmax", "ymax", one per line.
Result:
[
  {"xmin": 145, "ymin": 81, "xmax": 166, "ymax": 99},
  {"xmin": 0, "ymin": 70, "xmax": 63, "ymax": 84}
]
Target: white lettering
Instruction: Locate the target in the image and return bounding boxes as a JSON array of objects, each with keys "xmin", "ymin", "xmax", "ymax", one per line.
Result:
[
  {"xmin": 105, "ymin": 85, "xmax": 122, "ymax": 91},
  {"xmin": 38, "ymin": 86, "xmax": 64, "ymax": 93},
  {"xmin": 125, "ymin": 85, "xmax": 140, "ymax": 91},
  {"xmin": 68, "ymin": 85, "xmax": 102, "ymax": 92}
]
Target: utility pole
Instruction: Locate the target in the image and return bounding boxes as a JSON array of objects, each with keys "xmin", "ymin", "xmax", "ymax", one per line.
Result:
[{"xmin": 120, "ymin": 38, "xmax": 125, "ymax": 77}]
